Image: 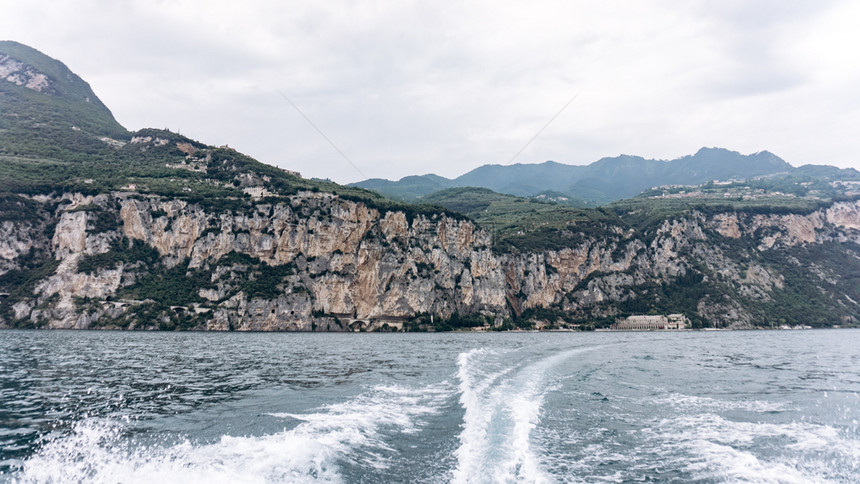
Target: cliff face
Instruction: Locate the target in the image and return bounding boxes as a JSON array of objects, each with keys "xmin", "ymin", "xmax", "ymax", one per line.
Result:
[
  {"xmin": 1, "ymin": 191, "xmax": 858, "ymax": 331},
  {"xmin": 2, "ymin": 41, "xmax": 856, "ymax": 331}
]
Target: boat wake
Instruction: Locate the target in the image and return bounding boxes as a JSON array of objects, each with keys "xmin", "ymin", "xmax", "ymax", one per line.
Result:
[
  {"xmin": 452, "ymin": 346, "xmax": 598, "ymax": 483},
  {"xmin": 653, "ymin": 412, "xmax": 860, "ymax": 483},
  {"xmin": 12, "ymin": 383, "xmax": 450, "ymax": 484},
  {"xmin": 10, "ymin": 337, "xmax": 860, "ymax": 483}
]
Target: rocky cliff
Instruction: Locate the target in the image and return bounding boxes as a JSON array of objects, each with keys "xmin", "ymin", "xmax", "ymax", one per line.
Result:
[
  {"xmin": 1, "ymin": 190, "xmax": 858, "ymax": 331},
  {"xmin": 2, "ymin": 41, "xmax": 857, "ymax": 331}
]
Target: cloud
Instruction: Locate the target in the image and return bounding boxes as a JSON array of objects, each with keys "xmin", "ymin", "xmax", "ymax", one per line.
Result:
[{"xmin": 1, "ymin": 0, "xmax": 858, "ymax": 182}]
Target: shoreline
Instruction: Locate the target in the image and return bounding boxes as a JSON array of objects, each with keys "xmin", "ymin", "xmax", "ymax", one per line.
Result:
[{"xmin": 0, "ymin": 325, "xmax": 852, "ymax": 334}]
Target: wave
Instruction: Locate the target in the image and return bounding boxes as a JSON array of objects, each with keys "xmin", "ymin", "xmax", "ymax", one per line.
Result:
[
  {"xmin": 651, "ymin": 393, "xmax": 790, "ymax": 413},
  {"xmin": 452, "ymin": 346, "xmax": 598, "ymax": 484},
  {"xmin": 14, "ymin": 338, "xmax": 855, "ymax": 483},
  {"xmin": 652, "ymin": 413, "xmax": 860, "ymax": 483},
  {"xmin": 12, "ymin": 383, "xmax": 450, "ymax": 484}
]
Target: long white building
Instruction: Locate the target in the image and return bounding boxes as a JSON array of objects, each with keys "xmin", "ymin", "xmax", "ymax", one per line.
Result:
[{"xmin": 611, "ymin": 314, "xmax": 690, "ymax": 330}]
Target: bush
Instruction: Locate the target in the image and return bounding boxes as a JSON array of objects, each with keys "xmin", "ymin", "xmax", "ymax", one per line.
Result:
[{"xmin": 77, "ymin": 238, "xmax": 160, "ymax": 274}]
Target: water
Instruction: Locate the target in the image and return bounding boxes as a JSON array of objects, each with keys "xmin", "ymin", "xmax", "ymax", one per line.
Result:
[{"xmin": 1, "ymin": 330, "xmax": 859, "ymax": 483}]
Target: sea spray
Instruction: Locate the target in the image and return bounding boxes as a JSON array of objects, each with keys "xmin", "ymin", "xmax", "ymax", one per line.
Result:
[
  {"xmin": 15, "ymin": 384, "xmax": 450, "ymax": 484},
  {"xmin": 452, "ymin": 345, "xmax": 600, "ymax": 483},
  {"xmin": 652, "ymin": 413, "xmax": 860, "ymax": 483}
]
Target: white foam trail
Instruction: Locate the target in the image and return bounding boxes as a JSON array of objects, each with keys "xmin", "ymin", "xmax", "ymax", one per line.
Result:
[
  {"xmin": 656, "ymin": 413, "xmax": 860, "ymax": 483},
  {"xmin": 453, "ymin": 346, "xmax": 596, "ymax": 484},
  {"xmin": 14, "ymin": 384, "xmax": 449, "ymax": 484},
  {"xmin": 651, "ymin": 393, "xmax": 789, "ymax": 413},
  {"xmin": 684, "ymin": 439, "xmax": 817, "ymax": 484}
]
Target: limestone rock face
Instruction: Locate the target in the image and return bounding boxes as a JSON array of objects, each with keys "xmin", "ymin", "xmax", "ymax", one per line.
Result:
[
  {"xmin": 52, "ymin": 211, "xmax": 89, "ymax": 258},
  {"xmin": 711, "ymin": 213, "xmax": 741, "ymax": 239},
  {"xmin": 1, "ymin": 192, "xmax": 859, "ymax": 330},
  {"xmin": 33, "ymin": 256, "xmax": 125, "ymax": 329},
  {"xmin": 109, "ymin": 191, "xmax": 508, "ymax": 327},
  {"xmin": 121, "ymin": 198, "xmax": 205, "ymax": 265},
  {"xmin": 827, "ymin": 201, "xmax": 860, "ymax": 231},
  {"xmin": 0, "ymin": 220, "xmax": 44, "ymax": 270},
  {"xmin": 0, "ymin": 54, "xmax": 52, "ymax": 92},
  {"xmin": 751, "ymin": 212, "xmax": 824, "ymax": 248}
]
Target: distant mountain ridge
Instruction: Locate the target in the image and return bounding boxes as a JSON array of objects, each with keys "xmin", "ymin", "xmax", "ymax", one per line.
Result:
[{"xmin": 351, "ymin": 149, "xmax": 859, "ymax": 205}]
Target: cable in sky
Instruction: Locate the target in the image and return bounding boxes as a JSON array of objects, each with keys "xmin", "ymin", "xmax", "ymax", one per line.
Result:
[
  {"xmin": 278, "ymin": 91, "xmax": 367, "ymax": 180},
  {"xmin": 507, "ymin": 90, "xmax": 582, "ymax": 165}
]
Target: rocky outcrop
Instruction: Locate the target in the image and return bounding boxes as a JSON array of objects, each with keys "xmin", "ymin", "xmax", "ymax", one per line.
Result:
[
  {"xmin": 0, "ymin": 54, "xmax": 52, "ymax": 93},
  {"xmin": 1, "ymin": 192, "xmax": 858, "ymax": 330},
  {"xmin": 827, "ymin": 201, "xmax": 860, "ymax": 235}
]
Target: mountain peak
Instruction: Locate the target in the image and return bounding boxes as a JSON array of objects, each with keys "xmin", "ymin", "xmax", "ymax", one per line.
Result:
[
  {"xmin": 694, "ymin": 146, "xmax": 734, "ymax": 155},
  {"xmin": 0, "ymin": 41, "xmax": 128, "ymax": 158},
  {"xmin": 352, "ymin": 147, "xmax": 816, "ymax": 204},
  {"xmin": 750, "ymin": 150, "xmax": 787, "ymax": 164},
  {"xmin": 0, "ymin": 49, "xmax": 53, "ymax": 94},
  {"xmin": 0, "ymin": 41, "xmax": 97, "ymax": 102}
]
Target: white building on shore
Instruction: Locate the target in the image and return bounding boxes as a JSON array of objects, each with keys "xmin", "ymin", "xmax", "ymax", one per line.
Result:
[{"xmin": 611, "ymin": 314, "xmax": 690, "ymax": 330}]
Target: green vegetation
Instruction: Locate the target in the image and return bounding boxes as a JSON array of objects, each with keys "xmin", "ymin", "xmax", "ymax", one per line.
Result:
[
  {"xmin": 756, "ymin": 242, "xmax": 860, "ymax": 327},
  {"xmin": 613, "ymin": 175, "xmax": 860, "ymax": 235},
  {"xmin": 513, "ymin": 307, "xmax": 579, "ymax": 328},
  {"xmin": 118, "ymin": 259, "xmax": 210, "ymax": 307},
  {"xmin": 402, "ymin": 312, "xmax": 499, "ymax": 332},
  {"xmin": 213, "ymin": 252, "xmax": 296, "ymax": 300},
  {"xmin": 0, "ymin": 40, "xmax": 400, "ymax": 210},
  {"xmin": 0, "ymin": 41, "xmax": 129, "ymax": 162},
  {"xmin": 350, "ymin": 174, "xmax": 456, "ymax": 202},
  {"xmin": 0, "ymin": 256, "xmax": 60, "ymax": 325},
  {"xmin": 76, "ymin": 238, "xmax": 160, "ymax": 274},
  {"xmin": 92, "ymin": 300, "xmax": 210, "ymax": 331},
  {"xmin": 608, "ymin": 194, "xmax": 831, "ymax": 234},
  {"xmin": 422, "ymin": 187, "xmax": 622, "ymax": 253}
]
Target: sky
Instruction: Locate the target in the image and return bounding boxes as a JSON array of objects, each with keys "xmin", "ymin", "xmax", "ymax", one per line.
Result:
[{"xmin": 2, "ymin": 0, "xmax": 859, "ymax": 184}]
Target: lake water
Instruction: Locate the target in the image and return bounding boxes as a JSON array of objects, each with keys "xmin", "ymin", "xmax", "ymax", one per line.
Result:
[{"xmin": 1, "ymin": 329, "xmax": 859, "ymax": 483}]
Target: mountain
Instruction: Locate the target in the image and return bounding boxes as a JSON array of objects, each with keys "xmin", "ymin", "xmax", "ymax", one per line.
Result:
[
  {"xmin": 0, "ymin": 41, "xmax": 128, "ymax": 160},
  {"xmin": 1, "ymin": 41, "xmax": 859, "ymax": 332},
  {"xmin": 0, "ymin": 41, "xmax": 385, "ymax": 200},
  {"xmin": 355, "ymin": 174, "xmax": 455, "ymax": 200},
  {"xmin": 795, "ymin": 164, "xmax": 860, "ymax": 180},
  {"xmin": 349, "ymin": 148, "xmax": 829, "ymax": 204}
]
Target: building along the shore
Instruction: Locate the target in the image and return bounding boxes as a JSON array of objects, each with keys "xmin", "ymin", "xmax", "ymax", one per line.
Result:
[{"xmin": 611, "ymin": 314, "xmax": 690, "ymax": 330}]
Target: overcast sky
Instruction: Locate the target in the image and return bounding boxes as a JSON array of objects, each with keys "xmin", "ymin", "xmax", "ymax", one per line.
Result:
[{"xmin": 3, "ymin": 0, "xmax": 859, "ymax": 183}]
